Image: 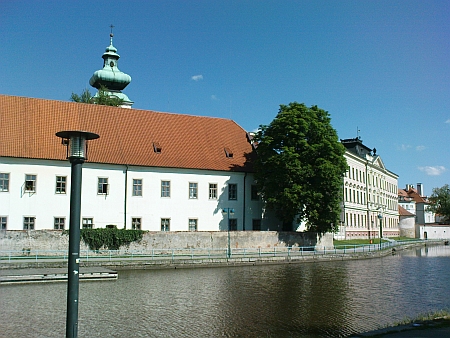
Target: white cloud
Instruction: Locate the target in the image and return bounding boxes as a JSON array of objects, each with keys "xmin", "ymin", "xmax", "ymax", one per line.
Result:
[
  {"xmin": 418, "ymin": 166, "xmax": 446, "ymax": 176},
  {"xmin": 211, "ymin": 95, "xmax": 218, "ymax": 100},
  {"xmin": 398, "ymin": 144, "xmax": 411, "ymax": 151},
  {"xmin": 416, "ymin": 145, "xmax": 426, "ymax": 151},
  {"xmin": 446, "ymin": 119, "xmax": 450, "ymax": 124},
  {"xmin": 191, "ymin": 75, "xmax": 203, "ymax": 81}
]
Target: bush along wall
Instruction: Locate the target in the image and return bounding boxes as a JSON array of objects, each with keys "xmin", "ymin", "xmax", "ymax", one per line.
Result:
[{"xmin": 80, "ymin": 228, "xmax": 145, "ymax": 250}]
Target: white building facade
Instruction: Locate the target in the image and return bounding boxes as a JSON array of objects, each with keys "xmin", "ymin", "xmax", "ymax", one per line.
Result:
[
  {"xmin": 0, "ymin": 157, "xmax": 265, "ymax": 232},
  {"xmin": 335, "ymin": 138, "xmax": 399, "ymax": 240}
]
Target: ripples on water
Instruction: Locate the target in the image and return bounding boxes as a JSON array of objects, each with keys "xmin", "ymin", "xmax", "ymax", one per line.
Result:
[{"xmin": 1, "ymin": 245, "xmax": 450, "ymax": 337}]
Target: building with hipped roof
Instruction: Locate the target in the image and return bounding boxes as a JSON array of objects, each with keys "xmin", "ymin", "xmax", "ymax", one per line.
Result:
[{"xmin": 0, "ymin": 94, "xmax": 276, "ymax": 231}]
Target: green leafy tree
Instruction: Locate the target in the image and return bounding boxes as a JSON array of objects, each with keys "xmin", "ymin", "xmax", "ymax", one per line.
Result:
[
  {"xmin": 428, "ymin": 184, "xmax": 450, "ymax": 222},
  {"xmin": 254, "ymin": 102, "xmax": 347, "ymax": 233},
  {"xmin": 70, "ymin": 88, "xmax": 93, "ymax": 103},
  {"xmin": 70, "ymin": 85, "xmax": 124, "ymax": 107}
]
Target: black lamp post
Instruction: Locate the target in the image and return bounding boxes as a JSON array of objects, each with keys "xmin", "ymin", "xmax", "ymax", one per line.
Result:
[
  {"xmin": 378, "ymin": 213, "xmax": 383, "ymax": 250},
  {"xmin": 56, "ymin": 131, "xmax": 99, "ymax": 338},
  {"xmin": 222, "ymin": 208, "xmax": 235, "ymax": 258}
]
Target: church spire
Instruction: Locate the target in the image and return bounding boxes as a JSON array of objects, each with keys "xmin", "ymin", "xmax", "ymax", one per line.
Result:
[{"xmin": 89, "ymin": 27, "xmax": 133, "ymax": 108}]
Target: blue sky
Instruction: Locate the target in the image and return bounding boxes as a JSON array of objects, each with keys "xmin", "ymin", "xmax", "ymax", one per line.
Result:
[{"xmin": 1, "ymin": 0, "xmax": 449, "ymax": 196}]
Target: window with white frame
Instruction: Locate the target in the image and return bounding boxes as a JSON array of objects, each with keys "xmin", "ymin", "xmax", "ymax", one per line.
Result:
[
  {"xmin": 189, "ymin": 182, "xmax": 198, "ymax": 199},
  {"xmin": 161, "ymin": 181, "xmax": 170, "ymax": 197},
  {"xmin": 55, "ymin": 176, "xmax": 67, "ymax": 194},
  {"xmin": 229, "ymin": 218, "xmax": 237, "ymax": 231},
  {"xmin": 23, "ymin": 217, "xmax": 35, "ymax": 230},
  {"xmin": 209, "ymin": 183, "xmax": 217, "ymax": 199},
  {"xmin": 132, "ymin": 217, "xmax": 141, "ymax": 230},
  {"xmin": 25, "ymin": 174, "xmax": 36, "ymax": 192},
  {"xmin": 228, "ymin": 183, "xmax": 237, "ymax": 200},
  {"xmin": 98, "ymin": 178, "xmax": 109, "ymax": 195},
  {"xmin": 54, "ymin": 217, "xmax": 65, "ymax": 230},
  {"xmin": 82, "ymin": 218, "xmax": 94, "ymax": 229},
  {"xmin": 161, "ymin": 218, "xmax": 170, "ymax": 231},
  {"xmin": 188, "ymin": 219, "xmax": 198, "ymax": 231},
  {"xmin": 132, "ymin": 179, "xmax": 142, "ymax": 196},
  {"xmin": 0, "ymin": 216, "xmax": 7, "ymax": 230},
  {"xmin": 0, "ymin": 173, "xmax": 10, "ymax": 192}
]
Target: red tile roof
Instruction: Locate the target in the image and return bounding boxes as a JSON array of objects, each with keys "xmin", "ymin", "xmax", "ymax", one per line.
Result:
[
  {"xmin": 398, "ymin": 188, "xmax": 428, "ymax": 204},
  {"xmin": 0, "ymin": 95, "xmax": 255, "ymax": 172},
  {"xmin": 398, "ymin": 205, "xmax": 414, "ymax": 216}
]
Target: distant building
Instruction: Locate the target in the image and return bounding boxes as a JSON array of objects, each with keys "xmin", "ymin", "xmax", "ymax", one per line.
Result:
[
  {"xmin": 398, "ymin": 184, "xmax": 435, "ymax": 225},
  {"xmin": 334, "ymin": 137, "xmax": 399, "ymax": 240},
  {"xmin": 398, "ymin": 205, "xmax": 415, "ymax": 238}
]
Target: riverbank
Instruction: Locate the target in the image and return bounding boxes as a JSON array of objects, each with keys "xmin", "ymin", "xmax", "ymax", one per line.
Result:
[
  {"xmin": 351, "ymin": 312, "xmax": 450, "ymax": 337},
  {"xmin": 1, "ymin": 240, "xmax": 442, "ymax": 271}
]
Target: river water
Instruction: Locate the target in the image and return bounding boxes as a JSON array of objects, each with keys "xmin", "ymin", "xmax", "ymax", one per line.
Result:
[{"xmin": 1, "ymin": 245, "xmax": 450, "ymax": 337}]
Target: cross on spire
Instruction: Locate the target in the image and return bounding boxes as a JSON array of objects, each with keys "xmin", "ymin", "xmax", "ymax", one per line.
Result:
[{"xmin": 110, "ymin": 24, "xmax": 115, "ymax": 37}]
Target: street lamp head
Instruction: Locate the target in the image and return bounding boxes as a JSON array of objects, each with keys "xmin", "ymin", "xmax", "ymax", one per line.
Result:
[
  {"xmin": 378, "ymin": 213, "xmax": 382, "ymax": 220},
  {"xmin": 56, "ymin": 131, "xmax": 99, "ymax": 160}
]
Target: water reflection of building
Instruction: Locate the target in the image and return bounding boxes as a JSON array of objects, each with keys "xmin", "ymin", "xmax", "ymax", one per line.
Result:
[{"xmin": 335, "ymin": 137, "xmax": 399, "ymax": 240}]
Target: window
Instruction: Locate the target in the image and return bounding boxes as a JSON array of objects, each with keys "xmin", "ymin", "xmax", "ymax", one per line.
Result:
[
  {"xmin": 132, "ymin": 218, "xmax": 141, "ymax": 230},
  {"xmin": 228, "ymin": 184, "xmax": 237, "ymax": 200},
  {"xmin": 252, "ymin": 219, "xmax": 261, "ymax": 231},
  {"xmin": 229, "ymin": 218, "xmax": 237, "ymax": 231},
  {"xmin": 23, "ymin": 217, "xmax": 35, "ymax": 230},
  {"xmin": 55, "ymin": 176, "xmax": 66, "ymax": 194},
  {"xmin": 161, "ymin": 181, "xmax": 170, "ymax": 197},
  {"xmin": 251, "ymin": 185, "xmax": 259, "ymax": 200},
  {"xmin": 54, "ymin": 217, "xmax": 65, "ymax": 230},
  {"xmin": 161, "ymin": 218, "xmax": 170, "ymax": 231},
  {"xmin": 209, "ymin": 183, "xmax": 217, "ymax": 199},
  {"xmin": 133, "ymin": 179, "xmax": 142, "ymax": 196},
  {"xmin": 188, "ymin": 219, "xmax": 198, "ymax": 231},
  {"xmin": 189, "ymin": 182, "xmax": 198, "ymax": 199},
  {"xmin": 224, "ymin": 147, "xmax": 233, "ymax": 158},
  {"xmin": 25, "ymin": 174, "xmax": 36, "ymax": 192},
  {"xmin": 1, "ymin": 217, "xmax": 7, "ymax": 230},
  {"xmin": 82, "ymin": 218, "xmax": 94, "ymax": 229},
  {"xmin": 98, "ymin": 177, "xmax": 108, "ymax": 195},
  {"xmin": 153, "ymin": 142, "xmax": 162, "ymax": 154},
  {"xmin": 0, "ymin": 173, "xmax": 10, "ymax": 192}
]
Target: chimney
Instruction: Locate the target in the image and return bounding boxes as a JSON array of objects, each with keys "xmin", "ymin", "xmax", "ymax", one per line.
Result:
[
  {"xmin": 406, "ymin": 184, "xmax": 413, "ymax": 191},
  {"xmin": 417, "ymin": 183, "xmax": 423, "ymax": 196}
]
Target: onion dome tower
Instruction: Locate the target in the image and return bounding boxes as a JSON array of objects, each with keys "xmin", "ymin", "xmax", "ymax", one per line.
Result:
[{"xmin": 89, "ymin": 31, "xmax": 133, "ymax": 108}]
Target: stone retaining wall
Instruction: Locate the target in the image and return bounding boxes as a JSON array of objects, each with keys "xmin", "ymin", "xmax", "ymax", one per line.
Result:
[{"xmin": 0, "ymin": 230, "xmax": 333, "ymax": 254}]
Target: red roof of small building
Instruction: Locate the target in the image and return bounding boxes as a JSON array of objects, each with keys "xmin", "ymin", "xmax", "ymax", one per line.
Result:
[
  {"xmin": 0, "ymin": 95, "xmax": 255, "ymax": 172},
  {"xmin": 398, "ymin": 205, "xmax": 414, "ymax": 216}
]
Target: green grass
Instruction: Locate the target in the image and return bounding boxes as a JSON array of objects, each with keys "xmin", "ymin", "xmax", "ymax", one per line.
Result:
[
  {"xmin": 333, "ymin": 238, "xmax": 387, "ymax": 246},
  {"xmin": 333, "ymin": 237, "xmax": 419, "ymax": 246},
  {"xmin": 393, "ymin": 310, "xmax": 450, "ymax": 326}
]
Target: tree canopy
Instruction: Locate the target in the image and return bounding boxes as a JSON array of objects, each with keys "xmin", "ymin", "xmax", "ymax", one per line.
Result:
[
  {"xmin": 428, "ymin": 184, "xmax": 450, "ymax": 222},
  {"xmin": 70, "ymin": 86, "xmax": 124, "ymax": 107},
  {"xmin": 254, "ymin": 102, "xmax": 347, "ymax": 233}
]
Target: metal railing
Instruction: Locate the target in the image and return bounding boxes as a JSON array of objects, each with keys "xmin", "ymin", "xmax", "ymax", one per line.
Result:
[{"xmin": 0, "ymin": 239, "xmax": 439, "ymax": 264}]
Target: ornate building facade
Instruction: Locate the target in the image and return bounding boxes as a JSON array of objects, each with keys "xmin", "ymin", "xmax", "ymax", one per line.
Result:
[{"xmin": 335, "ymin": 137, "xmax": 399, "ymax": 240}]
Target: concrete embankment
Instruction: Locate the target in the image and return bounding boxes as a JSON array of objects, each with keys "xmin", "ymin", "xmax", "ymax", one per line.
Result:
[{"xmin": 1, "ymin": 241, "xmax": 436, "ymax": 272}]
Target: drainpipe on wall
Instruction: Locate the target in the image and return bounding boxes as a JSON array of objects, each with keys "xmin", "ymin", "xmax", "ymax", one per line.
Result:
[
  {"xmin": 365, "ymin": 161, "xmax": 370, "ymax": 239},
  {"xmin": 124, "ymin": 165, "xmax": 129, "ymax": 229},
  {"xmin": 243, "ymin": 172, "xmax": 247, "ymax": 231}
]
